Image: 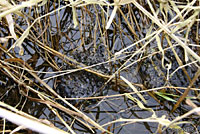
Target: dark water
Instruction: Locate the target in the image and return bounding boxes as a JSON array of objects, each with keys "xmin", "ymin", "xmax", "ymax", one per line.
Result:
[{"xmin": 0, "ymin": 1, "xmax": 200, "ymax": 134}]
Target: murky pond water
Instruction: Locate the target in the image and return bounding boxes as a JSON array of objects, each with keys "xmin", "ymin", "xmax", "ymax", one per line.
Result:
[{"xmin": 0, "ymin": 1, "xmax": 200, "ymax": 134}]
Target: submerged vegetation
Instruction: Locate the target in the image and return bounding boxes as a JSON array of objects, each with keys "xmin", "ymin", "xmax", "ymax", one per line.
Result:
[{"xmin": 0, "ymin": 0, "xmax": 200, "ymax": 133}]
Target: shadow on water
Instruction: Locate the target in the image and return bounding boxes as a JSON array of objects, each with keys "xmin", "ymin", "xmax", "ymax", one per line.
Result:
[{"xmin": 0, "ymin": 1, "xmax": 200, "ymax": 133}]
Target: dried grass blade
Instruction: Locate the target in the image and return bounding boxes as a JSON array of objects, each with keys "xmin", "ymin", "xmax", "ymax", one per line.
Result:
[
  {"xmin": 118, "ymin": 0, "xmax": 133, "ymax": 5},
  {"xmin": 0, "ymin": 36, "xmax": 12, "ymax": 43},
  {"xmin": 72, "ymin": 6, "xmax": 78, "ymax": 28},
  {"xmin": 0, "ymin": 107, "xmax": 69, "ymax": 134},
  {"xmin": 0, "ymin": 0, "xmax": 11, "ymax": 6},
  {"xmin": 147, "ymin": 0, "xmax": 156, "ymax": 17},
  {"xmin": 169, "ymin": 0, "xmax": 183, "ymax": 20},
  {"xmin": 38, "ymin": 0, "xmax": 48, "ymax": 6},
  {"xmin": 120, "ymin": 76, "xmax": 147, "ymax": 103},
  {"xmin": 7, "ymin": 22, "xmax": 30, "ymax": 55},
  {"xmin": 0, "ymin": 0, "xmax": 42, "ymax": 18},
  {"xmin": 106, "ymin": 5, "xmax": 118, "ymax": 29},
  {"xmin": 185, "ymin": 99, "xmax": 200, "ymax": 116},
  {"xmin": 6, "ymin": 14, "xmax": 17, "ymax": 40},
  {"xmin": 125, "ymin": 93, "xmax": 155, "ymax": 117}
]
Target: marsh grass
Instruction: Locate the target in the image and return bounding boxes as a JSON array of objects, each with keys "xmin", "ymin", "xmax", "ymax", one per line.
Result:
[{"xmin": 0, "ymin": 0, "xmax": 200, "ymax": 133}]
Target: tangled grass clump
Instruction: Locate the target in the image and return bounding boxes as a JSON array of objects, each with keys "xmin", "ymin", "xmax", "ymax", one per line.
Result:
[{"xmin": 0, "ymin": 0, "xmax": 200, "ymax": 133}]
